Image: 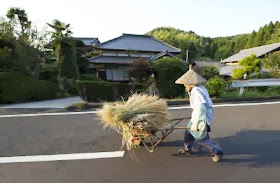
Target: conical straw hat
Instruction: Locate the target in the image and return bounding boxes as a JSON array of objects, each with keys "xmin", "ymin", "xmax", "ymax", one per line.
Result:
[{"xmin": 175, "ymin": 69, "xmax": 206, "ymax": 85}]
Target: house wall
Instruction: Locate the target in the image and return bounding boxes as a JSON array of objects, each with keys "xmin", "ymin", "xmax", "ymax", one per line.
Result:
[
  {"xmin": 93, "ymin": 64, "xmax": 131, "ymax": 82},
  {"xmin": 101, "ymin": 50, "xmax": 159, "ymax": 58}
]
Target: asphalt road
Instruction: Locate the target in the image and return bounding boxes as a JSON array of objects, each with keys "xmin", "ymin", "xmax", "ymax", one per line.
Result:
[{"xmin": 0, "ymin": 103, "xmax": 280, "ymax": 183}]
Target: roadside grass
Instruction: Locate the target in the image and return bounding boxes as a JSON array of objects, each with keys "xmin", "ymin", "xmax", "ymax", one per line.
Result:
[
  {"xmin": 65, "ymin": 102, "xmax": 91, "ymax": 111},
  {"xmin": 222, "ymin": 87, "xmax": 280, "ymax": 98}
]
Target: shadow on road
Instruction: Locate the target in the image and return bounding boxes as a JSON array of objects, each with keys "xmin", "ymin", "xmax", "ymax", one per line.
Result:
[
  {"xmin": 157, "ymin": 130, "xmax": 280, "ymax": 167},
  {"xmin": 217, "ymin": 130, "xmax": 280, "ymax": 167}
]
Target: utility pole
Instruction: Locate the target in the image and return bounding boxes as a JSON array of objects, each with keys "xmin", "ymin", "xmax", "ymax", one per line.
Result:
[{"xmin": 186, "ymin": 49, "xmax": 189, "ymax": 64}]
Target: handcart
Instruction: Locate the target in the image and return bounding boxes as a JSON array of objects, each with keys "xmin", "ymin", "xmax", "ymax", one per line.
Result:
[{"xmin": 121, "ymin": 117, "xmax": 191, "ymax": 152}]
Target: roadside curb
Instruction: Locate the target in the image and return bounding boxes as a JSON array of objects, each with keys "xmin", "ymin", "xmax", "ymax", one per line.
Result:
[{"xmin": 88, "ymin": 96, "xmax": 280, "ymax": 109}]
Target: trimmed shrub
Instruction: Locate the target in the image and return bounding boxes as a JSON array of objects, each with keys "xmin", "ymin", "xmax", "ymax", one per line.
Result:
[
  {"xmin": 200, "ymin": 66, "xmax": 219, "ymax": 80},
  {"xmin": 62, "ymin": 78, "xmax": 78, "ymax": 95},
  {"xmin": 205, "ymin": 78, "xmax": 226, "ymax": 97},
  {"xmin": 247, "ymin": 72, "xmax": 271, "ymax": 79},
  {"xmin": 80, "ymin": 74, "xmax": 103, "ymax": 81},
  {"xmin": 76, "ymin": 80, "xmax": 132, "ymax": 102},
  {"xmin": 0, "ymin": 72, "xmax": 59, "ymax": 103},
  {"xmin": 153, "ymin": 57, "xmax": 186, "ymax": 98}
]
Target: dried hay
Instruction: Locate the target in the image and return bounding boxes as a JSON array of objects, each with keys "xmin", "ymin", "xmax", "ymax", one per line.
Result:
[{"xmin": 97, "ymin": 93, "xmax": 169, "ymax": 151}]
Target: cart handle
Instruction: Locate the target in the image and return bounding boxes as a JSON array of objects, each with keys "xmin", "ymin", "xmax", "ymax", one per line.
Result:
[{"xmin": 173, "ymin": 127, "xmax": 190, "ymax": 130}]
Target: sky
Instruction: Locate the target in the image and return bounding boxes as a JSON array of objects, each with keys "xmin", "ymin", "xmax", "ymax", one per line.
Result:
[{"xmin": 1, "ymin": 0, "xmax": 280, "ymax": 42}]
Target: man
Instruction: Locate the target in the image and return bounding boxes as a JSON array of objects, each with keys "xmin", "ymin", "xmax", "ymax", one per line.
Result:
[{"xmin": 175, "ymin": 67, "xmax": 223, "ymax": 162}]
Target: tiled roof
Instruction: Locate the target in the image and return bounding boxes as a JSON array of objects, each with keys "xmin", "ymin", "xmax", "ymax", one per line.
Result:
[
  {"xmin": 76, "ymin": 37, "xmax": 100, "ymax": 46},
  {"xmin": 221, "ymin": 42, "xmax": 280, "ymax": 63},
  {"xmin": 149, "ymin": 50, "xmax": 176, "ymax": 60},
  {"xmin": 219, "ymin": 65, "xmax": 242, "ymax": 76},
  {"xmin": 95, "ymin": 34, "xmax": 180, "ymax": 53},
  {"xmin": 194, "ymin": 60, "xmax": 220, "ymax": 68}
]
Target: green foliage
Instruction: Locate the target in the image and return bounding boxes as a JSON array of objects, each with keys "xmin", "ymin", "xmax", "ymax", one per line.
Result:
[
  {"xmin": 80, "ymin": 74, "xmax": 103, "ymax": 81},
  {"xmin": 153, "ymin": 57, "xmax": 186, "ymax": 98},
  {"xmin": 77, "ymin": 51, "xmax": 90, "ymax": 74},
  {"xmin": 6, "ymin": 7, "xmax": 31, "ymax": 40},
  {"xmin": 63, "ymin": 78, "xmax": 78, "ymax": 95},
  {"xmin": 205, "ymin": 78, "xmax": 226, "ymax": 97},
  {"xmin": 76, "ymin": 80, "xmax": 132, "ymax": 102},
  {"xmin": 232, "ymin": 68, "xmax": 246, "ymax": 79},
  {"xmin": 200, "ymin": 66, "xmax": 219, "ymax": 80},
  {"xmin": 0, "ymin": 15, "xmax": 44, "ymax": 75},
  {"xmin": 60, "ymin": 40, "xmax": 79, "ymax": 79},
  {"xmin": 0, "ymin": 72, "xmax": 59, "ymax": 103},
  {"xmin": 263, "ymin": 51, "xmax": 280, "ymax": 77},
  {"xmin": 147, "ymin": 21, "xmax": 280, "ymax": 61},
  {"xmin": 38, "ymin": 63, "xmax": 58, "ymax": 82},
  {"xmin": 247, "ymin": 72, "xmax": 271, "ymax": 79},
  {"xmin": 129, "ymin": 59, "xmax": 153, "ymax": 85},
  {"xmin": 222, "ymin": 87, "xmax": 280, "ymax": 98},
  {"xmin": 232, "ymin": 54, "xmax": 261, "ymax": 79}
]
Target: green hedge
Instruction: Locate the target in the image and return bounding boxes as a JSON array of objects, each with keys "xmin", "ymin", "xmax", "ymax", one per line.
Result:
[
  {"xmin": 0, "ymin": 72, "xmax": 59, "ymax": 103},
  {"xmin": 153, "ymin": 57, "xmax": 186, "ymax": 98},
  {"xmin": 205, "ymin": 78, "xmax": 226, "ymax": 97},
  {"xmin": 80, "ymin": 74, "xmax": 103, "ymax": 81},
  {"xmin": 76, "ymin": 80, "xmax": 132, "ymax": 102}
]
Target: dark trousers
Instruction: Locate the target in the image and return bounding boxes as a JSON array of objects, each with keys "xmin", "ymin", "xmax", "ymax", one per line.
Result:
[{"xmin": 184, "ymin": 125, "xmax": 222, "ymax": 154}]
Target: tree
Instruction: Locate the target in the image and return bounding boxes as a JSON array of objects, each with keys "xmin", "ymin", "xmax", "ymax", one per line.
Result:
[
  {"xmin": 153, "ymin": 57, "xmax": 186, "ymax": 98},
  {"xmin": 254, "ymin": 28, "xmax": 265, "ymax": 46},
  {"xmin": 129, "ymin": 59, "xmax": 153, "ymax": 86},
  {"xmin": 47, "ymin": 19, "xmax": 73, "ymax": 90},
  {"xmin": 232, "ymin": 54, "xmax": 261, "ymax": 79},
  {"xmin": 6, "ymin": 7, "xmax": 31, "ymax": 41},
  {"xmin": 263, "ymin": 51, "xmax": 280, "ymax": 77},
  {"xmin": 0, "ymin": 17, "xmax": 14, "ymax": 40},
  {"xmin": 0, "ymin": 39, "xmax": 16, "ymax": 71},
  {"xmin": 200, "ymin": 66, "xmax": 219, "ymax": 80},
  {"xmin": 246, "ymin": 30, "xmax": 257, "ymax": 48}
]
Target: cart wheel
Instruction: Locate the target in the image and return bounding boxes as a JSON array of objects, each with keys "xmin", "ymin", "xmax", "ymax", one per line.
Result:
[{"xmin": 141, "ymin": 139, "xmax": 155, "ymax": 153}]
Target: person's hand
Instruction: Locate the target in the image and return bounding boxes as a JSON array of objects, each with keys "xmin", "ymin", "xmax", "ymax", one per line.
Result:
[{"xmin": 190, "ymin": 124, "xmax": 198, "ymax": 132}]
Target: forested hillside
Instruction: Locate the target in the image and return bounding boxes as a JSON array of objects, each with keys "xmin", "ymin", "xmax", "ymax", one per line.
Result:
[{"xmin": 147, "ymin": 21, "xmax": 280, "ymax": 61}]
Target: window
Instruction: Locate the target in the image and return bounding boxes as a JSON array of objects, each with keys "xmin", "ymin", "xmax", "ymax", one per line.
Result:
[{"xmin": 106, "ymin": 69, "xmax": 130, "ymax": 81}]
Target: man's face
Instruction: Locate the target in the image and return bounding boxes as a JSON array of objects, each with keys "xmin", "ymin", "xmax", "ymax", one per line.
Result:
[{"xmin": 184, "ymin": 84, "xmax": 193, "ymax": 92}]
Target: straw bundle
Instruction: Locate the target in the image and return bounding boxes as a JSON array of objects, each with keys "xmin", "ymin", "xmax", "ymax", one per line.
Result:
[{"xmin": 97, "ymin": 93, "xmax": 169, "ymax": 151}]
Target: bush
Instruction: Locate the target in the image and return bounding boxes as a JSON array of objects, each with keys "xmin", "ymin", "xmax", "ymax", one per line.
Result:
[
  {"xmin": 200, "ymin": 66, "xmax": 219, "ymax": 80},
  {"xmin": 65, "ymin": 102, "xmax": 91, "ymax": 111},
  {"xmin": 247, "ymin": 72, "xmax": 271, "ymax": 79},
  {"xmin": 76, "ymin": 80, "xmax": 132, "ymax": 102},
  {"xmin": 205, "ymin": 78, "xmax": 226, "ymax": 97},
  {"xmin": 153, "ymin": 57, "xmax": 186, "ymax": 98},
  {"xmin": 80, "ymin": 74, "xmax": 103, "ymax": 81},
  {"xmin": 0, "ymin": 72, "xmax": 59, "ymax": 103},
  {"xmin": 232, "ymin": 54, "xmax": 261, "ymax": 79},
  {"xmin": 63, "ymin": 78, "xmax": 78, "ymax": 95},
  {"xmin": 263, "ymin": 51, "xmax": 280, "ymax": 77}
]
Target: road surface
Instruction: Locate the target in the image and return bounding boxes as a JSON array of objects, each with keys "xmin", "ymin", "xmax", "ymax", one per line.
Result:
[{"xmin": 0, "ymin": 102, "xmax": 279, "ymax": 183}]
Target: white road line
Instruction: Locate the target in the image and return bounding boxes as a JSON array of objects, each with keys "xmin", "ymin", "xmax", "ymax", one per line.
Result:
[
  {"xmin": 1, "ymin": 101, "xmax": 280, "ymax": 118},
  {"xmin": 168, "ymin": 101, "xmax": 280, "ymax": 110},
  {"xmin": 223, "ymin": 154, "xmax": 258, "ymax": 159},
  {"xmin": 0, "ymin": 111, "xmax": 97, "ymax": 118},
  {"xmin": 0, "ymin": 151, "xmax": 125, "ymax": 164}
]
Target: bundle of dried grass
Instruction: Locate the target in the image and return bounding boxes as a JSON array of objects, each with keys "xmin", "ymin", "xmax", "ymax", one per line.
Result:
[{"xmin": 97, "ymin": 93, "xmax": 169, "ymax": 151}]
